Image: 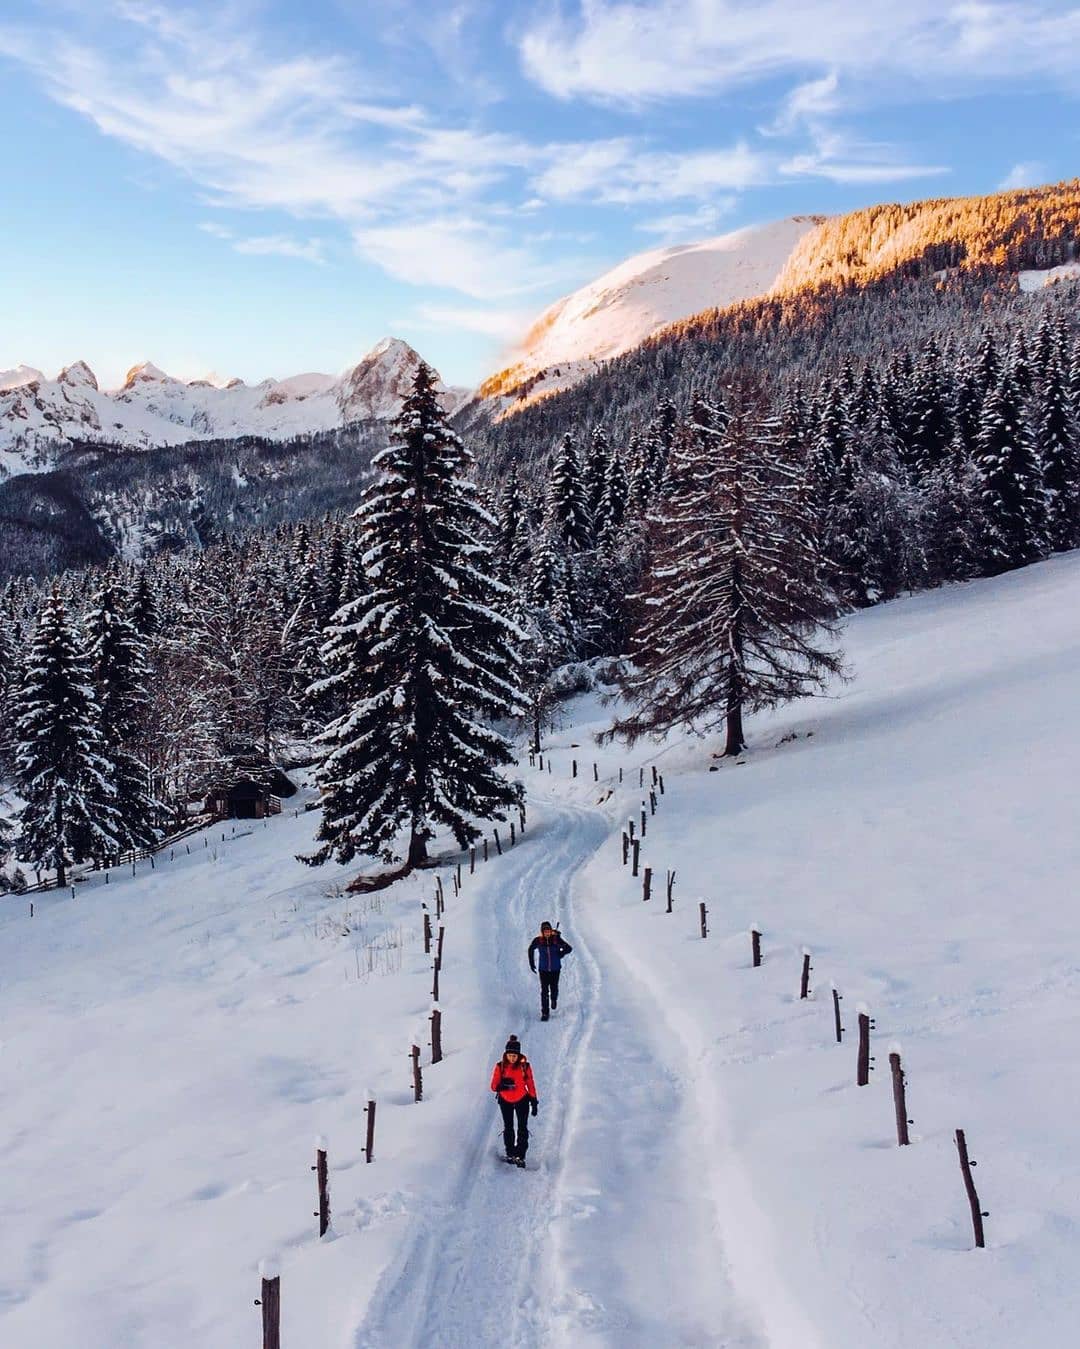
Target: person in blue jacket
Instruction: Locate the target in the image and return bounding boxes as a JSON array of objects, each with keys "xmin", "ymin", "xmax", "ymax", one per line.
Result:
[{"xmin": 528, "ymin": 921, "xmax": 573, "ymax": 1021}]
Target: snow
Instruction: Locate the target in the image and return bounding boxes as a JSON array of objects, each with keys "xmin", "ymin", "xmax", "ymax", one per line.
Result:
[
  {"xmin": 0, "ymin": 338, "xmax": 471, "ymax": 474},
  {"xmin": 1018, "ymin": 262, "xmax": 1080, "ymax": 292},
  {"xmin": 481, "ymin": 216, "xmax": 820, "ymax": 412},
  {"xmin": 5, "ymin": 551, "xmax": 1080, "ymax": 1345}
]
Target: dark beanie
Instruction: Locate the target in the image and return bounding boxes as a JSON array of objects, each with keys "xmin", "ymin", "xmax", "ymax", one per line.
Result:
[
  {"xmin": 505, "ymin": 1035, "xmax": 521, "ymax": 1054},
  {"xmin": 540, "ymin": 921, "xmax": 553, "ymax": 931}
]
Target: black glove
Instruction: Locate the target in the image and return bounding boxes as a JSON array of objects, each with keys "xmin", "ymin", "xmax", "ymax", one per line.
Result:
[{"xmin": 530, "ymin": 1098, "xmax": 538, "ymax": 1116}]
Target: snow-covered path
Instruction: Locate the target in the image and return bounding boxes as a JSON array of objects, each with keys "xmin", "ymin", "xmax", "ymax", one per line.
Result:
[{"xmin": 354, "ymin": 800, "xmax": 758, "ymax": 1348}]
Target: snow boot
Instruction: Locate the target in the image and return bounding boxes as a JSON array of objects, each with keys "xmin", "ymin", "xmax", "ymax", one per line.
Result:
[
  {"xmin": 514, "ymin": 1156, "xmax": 526, "ymax": 1168},
  {"xmin": 541, "ymin": 1012, "xmax": 549, "ymax": 1021}
]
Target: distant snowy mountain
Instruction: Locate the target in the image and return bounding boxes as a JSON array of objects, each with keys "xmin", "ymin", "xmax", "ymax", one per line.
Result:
[
  {"xmin": 0, "ymin": 338, "xmax": 468, "ymax": 478},
  {"xmin": 476, "ymin": 216, "xmax": 823, "ymax": 414}
]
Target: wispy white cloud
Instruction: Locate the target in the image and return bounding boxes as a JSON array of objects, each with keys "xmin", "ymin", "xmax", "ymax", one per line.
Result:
[
  {"xmin": 405, "ymin": 303, "xmax": 533, "ymax": 340},
  {"xmin": 533, "ymin": 140, "xmax": 769, "ymax": 204},
  {"xmin": 232, "ymin": 234, "xmax": 326, "ymax": 264},
  {"xmin": 636, "ymin": 202, "xmax": 736, "ymax": 236},
  {"xmin": 519, "ymin": 1, "xmax": 1080, "ymax": 104},
  {"xmin": 998, "ymin": 159, "xmax": 1048, "ymax": 189}
]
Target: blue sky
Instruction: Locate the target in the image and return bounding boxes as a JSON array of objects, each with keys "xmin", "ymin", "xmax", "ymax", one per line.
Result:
[{"xmin": 1, "ymin": 1, "xmax": 1077, "ymax": 390}]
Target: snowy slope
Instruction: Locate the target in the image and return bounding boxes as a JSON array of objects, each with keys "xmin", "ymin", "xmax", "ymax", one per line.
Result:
[
  {"xmin": 478, "ymin": 216, "xmax": 822, "ymax": 413},
  {"xmin": 0, "ymin": 338, "xmax": 469, "ymax": 477},
  {"xmin": 5, "ymin": 553, "xmax": 1080, "ymax": 1347}
]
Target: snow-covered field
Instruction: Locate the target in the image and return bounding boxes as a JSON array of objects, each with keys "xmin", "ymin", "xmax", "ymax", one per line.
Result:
[{"xmin": 4, "ymin": 552, "xmax": 1080, "ymax": 1347}]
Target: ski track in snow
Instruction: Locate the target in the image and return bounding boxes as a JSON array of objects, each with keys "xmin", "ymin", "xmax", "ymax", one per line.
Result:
[{"xmin": 353, "ymin": 800, "xmax": 760, "ymax": 1349}]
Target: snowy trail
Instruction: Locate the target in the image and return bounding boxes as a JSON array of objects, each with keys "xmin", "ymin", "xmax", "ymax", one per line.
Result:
[{"xmin": 353, "ymin": 799, "xmax": 760, "ymax": 1348}]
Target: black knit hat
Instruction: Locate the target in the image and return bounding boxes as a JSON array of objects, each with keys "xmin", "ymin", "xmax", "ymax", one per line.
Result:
[
  {"xmin": 540, "ymin": 921, "xmax": 553, "ymax": 931},
  {"xmin": 504, "ymin": 1035, "xmax": 521, "ymax": 1055}
]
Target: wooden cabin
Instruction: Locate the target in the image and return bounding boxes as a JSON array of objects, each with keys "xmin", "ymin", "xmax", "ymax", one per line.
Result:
[{"xmin": 204, "ymin": 750, "xmax": 296, "ymax": 820}]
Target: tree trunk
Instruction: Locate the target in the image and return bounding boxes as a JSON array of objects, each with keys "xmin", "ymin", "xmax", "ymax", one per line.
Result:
[
  {"xmin": 407, "ymin": 828, "xmax": 428, "ymax": 869},
  {"xmin": 54, "ymin": 788, "xmax": 66, "ymax": 889},
  {"xmin": 531, "ymin": 704, "xmax": 541, "ymax": 757},
  {"xmin": 724, "ymin": 694, "xmax": 745, "ymax": 756}
]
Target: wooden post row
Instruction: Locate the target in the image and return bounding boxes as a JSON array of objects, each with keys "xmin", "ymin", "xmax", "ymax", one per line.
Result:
[
  {"xmin": 642, "ymin": 867, "xmax": 652, "ymax": 902},
  {"xmin": 494, "ymin": 830, "xmax": 502, "ymax": 856}
]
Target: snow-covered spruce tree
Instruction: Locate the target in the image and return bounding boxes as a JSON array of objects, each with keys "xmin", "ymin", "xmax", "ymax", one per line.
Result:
[
  {"xmin": 611, "ymin": 386, "xmax": 843, "ymax": 756},
  {"xmin": 546, "ymin": 433, "xmax": 593, "ymax": 552},
  {"xmin": 305, "ymin": 363, "xmax": 524, "ymax": 873},
  {"xmin": 86, "ymin": 577, "xmax": 159, "ymax": 850},
  {"xmin": 1035, "ymin": 355, "xmax": 1080, "ymax": 552},
  {"xmin": 15, "ymin": 588, "xmax": 121, "ymax": 885},
  {"xmin": 0, "ymin": 799, "xmax": 25, "ymax": 893},
  {"xmin": 972, "ymin": 373, "xmax": 1048, "ymax": 573}
]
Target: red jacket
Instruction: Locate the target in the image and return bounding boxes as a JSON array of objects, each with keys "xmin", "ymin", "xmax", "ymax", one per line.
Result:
[{"xmin": 491, "ymin": 1057, "xmax": 537, "ymax": 1104}]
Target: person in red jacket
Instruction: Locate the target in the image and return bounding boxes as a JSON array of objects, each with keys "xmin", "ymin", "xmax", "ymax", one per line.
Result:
[{"xmin": 490, "ymin": 1035, "xmax": 538, "ymax": 1167}]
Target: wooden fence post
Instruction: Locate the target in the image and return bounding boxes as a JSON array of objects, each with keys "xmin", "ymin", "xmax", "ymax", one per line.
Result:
[
  {"xmin": 619, "ymin": 766, "xmax": 623, "ymax": 783},
  {"xmin": 955, "ymin": 1129, "xmax": 987, "ymax": 1248},
  {"xmin": 410, "ymin": 1044, "xmax": 423, "ymax": 1102},
  {"xmin": 658, "ymin": 774, "xmax": 665, "ymax": 795},
  {"xmin": 437, "ymin": 924, "xmax": 445, "ymax": 966},
  {"xmin": 751, "ymin": 927, "xmax": 762, "ymax": 968},
  {"xmin": 640, "ymin": 805, "xmax": 647, "ymax": 837},
  {"xmin": 642, "ymin": 867, "xmax": 652, "ymax": 902},
  {"xmin": 430, "ymin": 1007, "xmax": 443, "ymax": 1064},
  {"xmin": 510, "ymin": 823, "xmax": 516, "ymax": 847},
  {"xmin": 572, "ymin": 759, "xmax": 577, "ymax": 778},
  {"xmin": 423, "ymin": 909, "xmax": 432, "ymax": 954},
  {"xmin": 831, "ymin": 983, "xmax": 844, "ymax": 1043},
  {"xmin": 593, "ymin": 762, "xmax": 599, "ymax": 782},
  {"xmin": 649, "ymin": 790, "xmax": 657, "ymax": 816},
  {"xmin": 632, "ymin": 840, "xmax": 640, "ymax": 877},
  {"xmin": 651, "ymin": 765, "xmax": 658, "ymax": 787},
  {"xmin": 364, "ymin": 1098, "xmax": 376, "ymax": 1164},
  {"xmin": 547, "ymin": 760, "xmax": 552, "ymax": 774},
  {"xmin": 313, "ymin": 1140, "xmax": 330, "ymax": 1237},
  {"xmin": 665, "ymin": 869, "xmax": 676, "ymax": 913},
  {"xmin": 889, "ymin": 1045, "xmax": 911, "ymax": 1146},
  {"xmin": 484, "ymin": 838, "xmax": 489, "ymax": 862},
  {"xmin": 470, "ymin": 846, "xmax": 476, "ymax": 874},
  {"xmin": 494, "ymin": 830, "xmax": 502, "ymax": 856},
  {"xmin": 257, "ymin": 1259, "xmax": 281, "ymax": 1349},
  {"xmin": 456, "ymin": 862, "xmax": 462, "ymax": 889},
  {"xmin": 519, "ymin": 808, "xmax": 526, "ymax": 834},
  {"xmin": 628, "ymin": 818, "xmax": 635, "ymax": 842},
  {"xmin": 639, "ymin": 767, "xmax": 644, "ymax": 787},
  {"xmin": 432, "ymin": 959, "xmax": 440, "ymax": 1003},
  {"xmin": 538, "ymin": 754, "xmax": 544, "ymax": 771},
  {"xmin": 621, "ymin": 832, "xmax": 629, "ymax": 865},
  {"xmin": 800, "ymin": 948, "xmax": 812, "ymax": 1000},
  {"xmin": 699, "ymin": 901, "xmax": 708, "ymax": 938},
  {"xmin": 857, "ymin": 1005, "xmax": 875, "ymax": 1086}
]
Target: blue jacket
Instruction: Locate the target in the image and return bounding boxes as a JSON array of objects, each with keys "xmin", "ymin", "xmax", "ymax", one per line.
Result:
[{"xmin": 529, "ymin": 932, "xmax": 573, "ymax": 973}]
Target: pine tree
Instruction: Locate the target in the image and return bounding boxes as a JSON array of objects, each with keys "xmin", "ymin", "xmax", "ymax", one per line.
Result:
[
  {"xmin": 584, "ymin": 425, "xmax": 610, "ymax": 529},
  {"xmin": 86, "ymin": 577, "xmax": 159, "ymax": 850},
  {"xmin": 1035, "ymin": 356, "xmax": 1080, "ymax": 551},
  {"xmin": 494, "ymin": 467, "xmax": 532, "ymax": 583},
  {"xmin": 595, "ymin": 446, "xmax": 629, "ymax": 542},
  {"xmin": 972, "ymin": 374, "xmax": 1048, "ymax": 572},
  {"xmin": 15, "ymin": 589, "xmax": 121, "ymax": 885},
  {"xmin": 306, "ymin": 363, "xmax": 524, "ymax": 873},
  {"xmin": 612, "ymin": 386, "xmax": 843, "ymax": 755},
  {"xmin": 546, "ymin": 433, "xmax": 592, "ymax": 552}
]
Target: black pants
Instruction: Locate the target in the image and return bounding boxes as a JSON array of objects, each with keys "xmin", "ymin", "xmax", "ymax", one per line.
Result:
[
  {"xmin": 499, "ymin": 1097, "xmax": 530, "ymax": 1158},
  {"xmin": 539, "ymin": 969, "xmax": 560, "ymax": 1015}
]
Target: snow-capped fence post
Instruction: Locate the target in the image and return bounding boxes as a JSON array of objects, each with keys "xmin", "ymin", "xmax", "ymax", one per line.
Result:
[
  {"xmin": 639, "ymin": 767, "xmax": 644, "ymax": 787},
  {"xmin": 29, "ymin": 901, "xmax": 34, "ymax": 917},
  {"xmin": 658, "ymin": 774, "xmax": 665, "ymax": 795},
  {"xmin": 494, "ymin": 830, "xmax": 502, "ymax": 856},
  {"xmin": 856, "ymin": 1005, "xmax": 875, "ymax": 1086},
  {"xmin": 423, "ymin": 909, "xmax": 432, "ymax": 954},
  {"xmin": 547, "ymin": 761, "xmax": 552, "ymax": 775},
  {"xmin": 256, "ymin": 1258, "xmax": 280, "ymax": 1349},
  {"xmin": 640, "ymin": 804, "xmax": 647, "ymax": 837},
  {"xmin": 619, "ymin": 767, "xmax": 624, "ymax": 783},
  {"xmin": 831, "ymin": 983, "xmax": 844, "ymax": 1043},
  {"xmin": 628, "ymin": 818, "xmax": 635, "ymax": 843},
  {"xmin": 955, "ymin": 1129, "xmax": 987, "ymax": 1248},
  {"xmin": 621, "ymin": 832, "xmax": 629, "ymax": 865},
  {"xmin": 364, "ymin": 1097, "xmax": 376, "ymax": 1163},
  {"xmin": 430, "ymin": 1007, "xmax": 443, "ymax": 1064},
  {"xmin": 410, "ymin": 1044, "xmax": 423, "ymax": 1102},
  {"xmin": 665, "ymin": 869, "xmax": 676, "ymax": 913},
  {"xmin": 889, "ymin": 1045, "xmax": 910, "ymax": 1145},
  {"xmin": 699, "ymin": 901, "xmax": 708, "ymax": 939},
  {"xmin": 538, "ymin": 754, "xmax": 544, "ymax": 771},
  {"xmin": 632, "ymin": 840, "xmax": 640, "ymax": 877},
  {"xmin": 800, "ymin": 948, "xmax": 812, "ymax": 1000},
  {"xmin": 751, "ymin": 927, "xmax": 762, "ymax": 967},
  {"xmin": 312, "ymin": 1139, "xmax": 330, "ymax": 1237},
  {"xmin": 642, "ymin": 867, "xmax": 652, "ymax": 902}
]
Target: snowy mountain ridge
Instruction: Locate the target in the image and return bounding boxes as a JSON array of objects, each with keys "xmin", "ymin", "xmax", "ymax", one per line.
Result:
[
  {"xmin": 475, "ymin": 215, "xmax": 825, "ymax": 414},
  {"xmin": 0, "ymin": 338, "xmax": 468, "ymax": 478}
]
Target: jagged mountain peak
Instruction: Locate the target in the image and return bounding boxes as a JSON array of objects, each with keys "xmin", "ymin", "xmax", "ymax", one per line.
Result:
[
  {"xmin": 0, "ymin": 364, "xmax": 46, "ymax": 392},
  {"xmin": 122, "ymin": 361, "xmax": 178, "ymax": 390},
  {"xmin": 58, "ymin": 360, "xmax": 99, "ymax": 391}
]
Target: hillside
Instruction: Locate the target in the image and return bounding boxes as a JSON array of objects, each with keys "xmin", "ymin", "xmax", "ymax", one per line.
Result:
[
  {"xmin": 3, "ymin": 551, "xmax": 1080, "ymax": 1346},
  {"xmin": 476, "ymin": 215, "xmax": 821, "ymax": 412}
]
